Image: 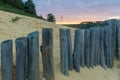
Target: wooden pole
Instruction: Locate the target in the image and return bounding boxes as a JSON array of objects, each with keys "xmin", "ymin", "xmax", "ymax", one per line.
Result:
[
  {"xmin": 117, "ymin": 27, "xmax": 120, "ymax": 61},
  {"xmin": 1, "ymin": 40, "xmax": 14, "ymax": 80},
  {"xmin": 16, "ymin": 37, "xmax": 28, "ymax": 80},
  {"xmin": 66, "ymin": 29, "xmax": 73, "ymax": 70},
  {"xmin": 104, "ymin": 26, "xmax": 113, "ymax": 68},
  {"xmin": 95, "ymin": 28, "xmax": 100, "ymax": 65},
  {"xmin": 105, "ymin": 19, "xmax": 118, "ymax": 61},
  {"xmin": 108, "ymin": 26, "xmax": 114, "ymax": 68},
  {"xmin": 104, "ymin": 27, "xmax": 109, "ymax": 67},
  {"xmin": 41, "ymin": 28, "xmax": 55, "ymax": 80},
  {"xmin": 73, "ymin": 29, "xmax": 83, "ymax": 72},
  {"xmin": 84, "ymin": 29, "xmax": 90, "ymax": 68},
  {"xmin": 28, "ymin": 31, "xmax": 40, "ymax": 80},
  {"xmin": 116, "ymin": 26, "xmax": 119, "ymax": 60},
  {"xmin": 79, "ymin": 30, "xmax": 85, "ymax": 67},
  {"xmin": 90, "ymin": 28, "xmax": 96, "ymax": 68},
  {"xmin": 59, "ymin": 29, "xmax": 69, "ymax": 76},
  {"xmin": 92, "ymin": 28, "xmax": 100, "ymax": 66},
  {"xmin": 93, "ymin": 29, "xmax": 97, "ymax": 66},
  {"xmin": 99, "ymin": 28, "xmax": 106, "ymax": 69}
]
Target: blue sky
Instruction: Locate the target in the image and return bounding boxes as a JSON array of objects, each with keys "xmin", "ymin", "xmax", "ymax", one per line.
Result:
[{"xmin": 24, "ymin": 0, "xmax": 120, "ymax": 24}]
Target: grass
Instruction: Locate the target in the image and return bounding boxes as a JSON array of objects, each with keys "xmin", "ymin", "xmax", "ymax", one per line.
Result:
[
  {"xmin": 11, "ymin": 17, "xmax": 21, "ymax": 23},
  {"xmin": 0, "ymin": 2, "xmax": 42, "ymax": 19}
]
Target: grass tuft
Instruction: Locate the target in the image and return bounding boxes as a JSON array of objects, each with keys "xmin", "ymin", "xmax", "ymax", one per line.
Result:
[{"xmin": 11, "ymin": 17, "xmax": 21, "ymax": 23}]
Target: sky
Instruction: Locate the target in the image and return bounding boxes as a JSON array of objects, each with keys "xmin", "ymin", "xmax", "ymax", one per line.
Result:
[{"xmin": 24, "ymin": 0, "xmax": 120, "ymax": 24}]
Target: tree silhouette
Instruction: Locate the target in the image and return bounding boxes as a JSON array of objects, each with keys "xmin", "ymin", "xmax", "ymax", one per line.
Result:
[
  {"xmin": 47, "ymin": 13, "xmax": 56, "ymax": 23},
  {"xmin": 24, "ymin": 0, "xmax": 36, "ymax": 15},
  {"xmin": 0, "ymin": 0, "xmax": 24, "ymax": 9}
]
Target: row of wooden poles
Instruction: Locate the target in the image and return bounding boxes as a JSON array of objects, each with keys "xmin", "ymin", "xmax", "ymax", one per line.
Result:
[
  {"xmin": 60, "ymin": 19, "xmax": 120, "ymax": 76},
  {"xmin": 1, "ymin": 19, "xmax": 120, "ymax": 80},
  {"xmin": 1, "ymin": 29, "xmax": 54, "ymax": 80}
]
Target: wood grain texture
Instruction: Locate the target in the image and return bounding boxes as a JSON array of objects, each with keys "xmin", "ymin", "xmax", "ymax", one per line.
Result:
[
  {"xmin": 16, "ymin": 37, "xmax": 28, "ymax": 80},
  {"xmin": 80, "ymin": 30, "xmax": 85, "ymax": 67},
  {"xmin": 1, "ymin": 40, "xmax": 14, "ymax": 80},
  {"xmin": 73, "ymin": 29, "xmax": 83, "ymax": 72},
  {"xmin": 59, "ymin": 29, "xmax": 69, "ymax": 76},
  {"xmin": 66, "ymin": 29, "xmax": 73, "ymax": 71},
  {"xmin": 84, "ymin": 29, "xmax": 90, "ymax": 68},
  {"xmin": 41, "ymin": 28, "xmax": 55, "ymax": 80},
  {"xmin": 99, "ymin": 28, "xmax": 106, "ymax": 69},
  {"xmin": 90, "ymin": 28, "xmax": 96, "ymax": 68},
  {"xmin": 28, "ymin": 31, "xmax": 40, "ymax": 80}
]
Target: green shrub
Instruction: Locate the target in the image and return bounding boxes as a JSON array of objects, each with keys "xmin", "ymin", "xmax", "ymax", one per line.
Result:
[{"xmin": 11, "ymin": 17, "xmax": 21, "ymax": 23}]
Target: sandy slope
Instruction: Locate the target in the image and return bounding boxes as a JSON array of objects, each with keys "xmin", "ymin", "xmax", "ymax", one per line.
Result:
[{"xmin": 0, "ymin": 11, "xmax": 119, "ymax": 80}]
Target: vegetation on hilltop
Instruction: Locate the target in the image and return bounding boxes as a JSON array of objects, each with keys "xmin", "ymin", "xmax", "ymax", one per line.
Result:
[
  {"xmin": 64, "ymin": 21, "xmax": 107, "ymax": 29},
  {"xmin": 0, "ymin": 0, "xmax": 36, "ymax": 15},
  {"xmin": 47, "ymin": 13, "xmax": 56, "ymax": 23},
  {"xmin": 0, "ymin": 0, "xmax": 56, "ymax": 22},
  {"xmin": 0, "ymin": 1, "xmax": 42, "ymax": 19}
]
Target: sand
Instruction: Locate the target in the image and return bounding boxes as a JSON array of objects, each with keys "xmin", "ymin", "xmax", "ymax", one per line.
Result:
[{"xmin": 0, "ymin": 11, "xmax": 119, "ymax": 80}]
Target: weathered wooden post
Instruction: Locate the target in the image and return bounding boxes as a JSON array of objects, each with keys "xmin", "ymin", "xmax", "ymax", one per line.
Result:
[
  {"xmin": 118, "ymin": 26, "xmax": 120, "ymax": 61},
  {"xmin": 73, "ymin": 29, "xmax": 83, "ymax": 72},
  {"xmin": 28, "ymin": 31, "xmax": 40, "ymax": 80},
  {"xmin": 59, "ymin": 29, "xmax": 69, "ymax": 76},
  {"xmin": 99, "ymin": 28, "xmax": 106, "ymax": 69},
  {"xmin": 90, "ymin": 28, "xmax": 96, "ymax": 68},
  {"xmin": 104, "ymin": 27, "xmax": 109, "ymax": 67},
  {"xmin": 108, "ymin": 26, "xmax": 114, "ymax": 68},
  {"xmin": 41, "ymin": 28, "xmax": 55, "ymax": 80},
  {"xmin": 93, "ymin": 29, "xmax": 97, "ymax": 66},
  {"xmin": 95, "ymin": 27, "xmax": 101, "ymax": 65},
  {"xmin": 84, "ymin": 29, "xmax": 90, "ymax": 68},
  {"xmin": 66, "ymin": 29, "xmax": 73, "ymax": 70},
  {"xmin": 116, "ymin": 26, "xmax": 119, "ymax": 60},
  {"xmin": 105, "ymin": 20, "xmax": 114, "ymax": 57},
  {"xmin": 16, "ymin": 37, "xmax": 28, "ymax": 80},
  {"xmin": 79, "ymin": 29, "xmax": 85, "ymax": 67},
  {"xmin": 1, "ymin": 40, "xmax": 14, "ymax": 80},
  {"xmin": 108, "ymin": 27, "xmax": 114, "ymax": 68},
  {"xmin": 105, "ymin": 19, "xmax": 118, "ymax": 60},
  {"xmin": 92, "ymin": 27, "xmax": 100, "ymax": 66},
  {"xmin": 104, "ymin": 26, "xmax": 113, "ymax": 68}
]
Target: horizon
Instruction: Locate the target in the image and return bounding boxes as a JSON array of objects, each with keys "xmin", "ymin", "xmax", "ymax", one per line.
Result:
[{"xmin": 24, "ymin": 0, "xmax": 120, "ymax": 24}]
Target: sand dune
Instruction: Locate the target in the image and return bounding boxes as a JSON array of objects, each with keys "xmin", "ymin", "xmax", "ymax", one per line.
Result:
[{"xmin": 0, "ymin": 11, "xmax": 119, "ymax": 80}]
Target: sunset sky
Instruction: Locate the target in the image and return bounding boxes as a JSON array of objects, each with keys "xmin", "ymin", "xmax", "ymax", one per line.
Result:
[{"xmin": 25, "ymin": 0, "xmax": 120, "ymax": 24}]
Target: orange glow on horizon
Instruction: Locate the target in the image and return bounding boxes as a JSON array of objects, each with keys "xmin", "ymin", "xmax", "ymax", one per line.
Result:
[
  {"xmin": 56, "ymin": 20, "xmax": 97, "ymax": 24},
  {"xmin": 56, "ymin": 19, "xmax": 105, "ymax": 24},
  {"xmin": 56, "ymin": 18, "xmax": 113, "ymax": 24},
  {"xmin": 56, "ymin": 17, "xmax": 120, "ymax": 24},
  {"xmin": 56, "ymin": 21, "xmax": 81, "ymax": 24}
]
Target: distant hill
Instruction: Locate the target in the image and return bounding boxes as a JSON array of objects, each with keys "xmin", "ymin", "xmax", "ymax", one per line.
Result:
[{"xmin": 63, "ymin": 21, "xmax": 108, "ymax": 29}]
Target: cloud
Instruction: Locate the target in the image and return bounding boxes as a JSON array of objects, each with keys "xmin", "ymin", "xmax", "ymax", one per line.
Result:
[{"xmin": 32, "ymin": 0, "xmax": 120, "ymax": 22}]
